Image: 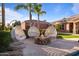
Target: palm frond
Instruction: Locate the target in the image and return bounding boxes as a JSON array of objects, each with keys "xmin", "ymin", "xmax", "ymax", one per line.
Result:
[
  {"xmin": 33, "ymin": 4, "xmax": 42, "ymax": 14},
  {"xmin": 41, "ymin": 11, "xmax": 46, "ymax": 14},
  {"xmin": 15, "ymin": 4, "xmax": 27, "ymax": 10}
]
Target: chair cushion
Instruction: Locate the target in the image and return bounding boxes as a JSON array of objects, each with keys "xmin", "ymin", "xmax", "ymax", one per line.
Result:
[
  {"xmin": 45, "ymin": 26, "xmax": 57, "ymax": 38},
  {"xmin": 11, "ymin": 26, "xmax": 26, "ymax": 41},
  {"xmin": 28, "ymin": 26, "xmax": 40, "ymax": 37}
]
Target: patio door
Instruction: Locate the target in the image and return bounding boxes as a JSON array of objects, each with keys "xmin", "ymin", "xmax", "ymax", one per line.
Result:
[{"xmin": 69, "ymin": 23, "xmax": 73, "ymax": 33}]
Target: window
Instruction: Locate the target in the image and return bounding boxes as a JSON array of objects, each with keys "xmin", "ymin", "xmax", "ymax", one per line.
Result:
[{"xmin": 61, "ymin": 24, "xmax": 64, "ymax": 30}]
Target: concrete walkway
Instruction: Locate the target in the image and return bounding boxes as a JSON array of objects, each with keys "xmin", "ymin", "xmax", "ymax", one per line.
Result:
[
  {"xmin": 21, "ymin": 39, "xmax": 79, "ymax": 56},
  {"xmin": 63, "ymin": 38, "xmax": 79, "ymax": 41}
]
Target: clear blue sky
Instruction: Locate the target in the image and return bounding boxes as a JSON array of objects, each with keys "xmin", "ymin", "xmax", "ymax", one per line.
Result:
[{"xmin": 0, "ymin": 3, "xmax": 79, "ymax": 24}]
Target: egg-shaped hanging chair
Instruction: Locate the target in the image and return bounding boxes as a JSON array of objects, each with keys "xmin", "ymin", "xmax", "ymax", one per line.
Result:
[
  {"xmin": 28, "ymin": 26, "xmax": 40, "ymax": 38},
  {"xmin": 45, "ymin": 26, "xmax": 57, "ymax": 39},
  {"xmin": 11, "ymin": 25, "xmax": 26, "ymax": 41}
]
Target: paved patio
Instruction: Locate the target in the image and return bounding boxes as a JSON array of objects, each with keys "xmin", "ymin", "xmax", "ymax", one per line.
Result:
[{"xmin": 20, "ymin": 38, "xmax": 79, "ymax": 56}]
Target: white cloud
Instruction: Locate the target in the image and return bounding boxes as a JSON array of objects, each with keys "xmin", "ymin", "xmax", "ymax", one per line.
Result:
[
  {"xmin": 0, "ymin": 7, "xmax": 26, "ymax": 24},
  {"xmin": 0, "ymin": 7, "xmax": 37, "ymax": 25},
  {"xmin": 23, "ymin": 15, "xmax": 37, "ymax": 21},
  {"xmin": 5, "ymin": 8, "xmax": 25, "ymax": 24},
  {"xmin": 72, "ymin": 3, "xmax": 79, "ymax": 14}
]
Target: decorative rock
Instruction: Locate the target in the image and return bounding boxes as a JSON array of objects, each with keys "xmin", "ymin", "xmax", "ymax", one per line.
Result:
[
  {"xmin": 45, "ymin": 26, "xmax": 57, "ymax": 38},
  {"xmin": 28, "ymin": 26, "xmax": 40, "ymax": 37}
]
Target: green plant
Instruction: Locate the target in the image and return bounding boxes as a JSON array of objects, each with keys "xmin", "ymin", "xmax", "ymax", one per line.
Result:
[
  {"xmin": 0, "ymin": 31, "xmax": 11, "ymax": 52},
  {"xmin": 0, "ymin": 25, "xmax": 11, "ymax": 31},
  {"xmin": 55, "ymin": 24, "xmax": 61, "ymax": 32},
  {"xmin": 15, "ymin": 3, "xmax": 35, "ymax": 22},
  {"xmin": 33, "ymin": 4, "xmax": 46, "ymax": 28},
  {"xmin": 0, "ymin": 25, "xmax": 2, "ymax": 31},
  {"xmin": 12, "ymin": 21, "xmax": 21, "ymax": 27}
]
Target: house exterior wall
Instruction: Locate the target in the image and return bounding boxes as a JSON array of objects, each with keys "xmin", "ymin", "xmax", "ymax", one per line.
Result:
[
  {"xmin": 64, "ymin": 23, "xmax": 66, "ymax": 32},
  {"xmin": 76, "ymin": 22, "xmax": 79, "ymax": 34},
  {"xmin": 52, "ymin": 19, "xmax": 79, "ymax": 34},
  {"xmin": 52, "ymin": 14, "xmax": 79, "ymax": 34},
  {"xmin": 73, "ymin": 22, "xmax": 76, "ymax": 34},
  {"xmin": 21, "ymin": 20, "xmax": 51, "ymax": 30}
]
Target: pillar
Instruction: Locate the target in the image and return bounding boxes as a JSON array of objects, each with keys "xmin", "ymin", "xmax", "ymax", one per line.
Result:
[
  {"xmin": 66, "ymin": 23, "xmax": 69, "ymax": 32},
  {"xmin": 73, "ymin": 22, "xmax": 76, "ymax": 34}
]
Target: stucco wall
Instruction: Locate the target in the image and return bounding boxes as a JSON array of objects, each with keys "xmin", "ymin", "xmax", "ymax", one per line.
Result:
[
  {"xmin": 66, "ymin": 23, "xmax": 69, "ymax": 32},
  {"xmin": 21, "ymin": 22, "xmax": 26, "ymax": 30}
]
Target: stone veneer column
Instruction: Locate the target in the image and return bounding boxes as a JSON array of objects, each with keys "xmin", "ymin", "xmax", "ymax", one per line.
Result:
[{"xmin": 73, "ymin": 22, "xmax": 76, "ymax": 34}]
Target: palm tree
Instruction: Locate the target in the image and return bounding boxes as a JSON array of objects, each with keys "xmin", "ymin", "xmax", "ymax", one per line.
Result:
[
  {"xmin": 15, "ymin": 3, "xmax": 34, "ymax": 26},
  {"xmin": 2, "ymin": 3, "xmax": 5, "ymax": 30},
  {"xmin": 33, "ymin": 4, "xmax": 46, "ymax": 28}
]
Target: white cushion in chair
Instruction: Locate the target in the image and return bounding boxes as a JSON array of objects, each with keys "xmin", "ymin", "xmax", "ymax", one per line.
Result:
[
  {"xmin": 45, "ymin": 26, "xmax": 57, "ymax": 38},
  {"xmin": 28, "ymin": 26, "xmax": 40, "ymax": 37},
  {"xmin": 11, "ymin": 26, "xmax": 26, "ymax": 41}
]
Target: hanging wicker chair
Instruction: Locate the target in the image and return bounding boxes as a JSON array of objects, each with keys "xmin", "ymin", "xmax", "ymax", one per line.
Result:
[
  {"xmin": 28, "ymin": 26, "xmax": 40, "ymax": 38},
  {"xmin": 45, "ymin": 26, "xmax": 57, "ymax": 39},
  {"xmin": 11, "ymin": 25, "xmax": 26, "ymax": 41}
]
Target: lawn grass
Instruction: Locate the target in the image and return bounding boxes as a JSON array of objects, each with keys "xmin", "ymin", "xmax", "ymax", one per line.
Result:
[{"xmin": 57, "ymin": 33, "xmax": 79, "ymax": 39}]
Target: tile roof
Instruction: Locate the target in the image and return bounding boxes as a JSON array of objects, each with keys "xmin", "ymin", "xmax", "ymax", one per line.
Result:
[{"xmin": 52, "ymin": 14, "xmax": 79, "ymax": 24}]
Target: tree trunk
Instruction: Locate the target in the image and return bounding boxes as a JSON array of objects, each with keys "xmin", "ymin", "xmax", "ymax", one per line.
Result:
[
  {"xmin": 29, "ymin": 6, "xmax": 32, "ymax": 27},
  {"xmin": 37, "ymin": 14, "xmax": 40, "ymax": 29},
  {"xmin": 29, "ymin": 9, "xmax": 32, "ymax": 20},
  {"xmin": 2, "ymin": 3, "xmax": 5, "ymax": 30}
]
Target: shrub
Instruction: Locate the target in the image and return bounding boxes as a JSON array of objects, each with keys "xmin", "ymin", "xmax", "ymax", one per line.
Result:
[
  {"xmin": 4, "ymin": 27, "xmax": 11, "ymax": 32},
  {"xmin": 12, "ymin": 21, "xmax": 21, "ymax": 27},
  {"xmin": 0, "ymin": 25, "xmax": 11, "ymax": 31},
  {"xmin": 0, "ymin": 31, "xmax": 11, "ymax": 52},
  {"xmin": 55, "ymin": 24, "xmax": 61, "ymax": 32},
  {"xmin": 0, "ymin": 25, "xmax": 2, "ymax": 31}
]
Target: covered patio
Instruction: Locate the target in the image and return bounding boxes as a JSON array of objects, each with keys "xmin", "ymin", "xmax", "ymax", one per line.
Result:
[{"xmin": 66, "ymin": 19, "xmax": 79, "ymax": 34}]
